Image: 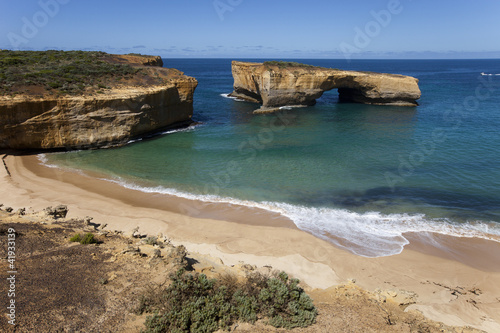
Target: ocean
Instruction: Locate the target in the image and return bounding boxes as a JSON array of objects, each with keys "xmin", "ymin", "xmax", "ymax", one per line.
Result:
[{"xmin": 42, "ymin": 58, "xmax": 500, "ymax": 257}]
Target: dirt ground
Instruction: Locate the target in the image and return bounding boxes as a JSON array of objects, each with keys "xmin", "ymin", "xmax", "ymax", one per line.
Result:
[{"xmin": 0, "ymin": 208, "xmax": 484, "ymax": 333}]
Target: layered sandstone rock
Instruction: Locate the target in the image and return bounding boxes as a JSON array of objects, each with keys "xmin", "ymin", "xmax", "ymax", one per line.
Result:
[
  {"xmin": 0, "ymin": 55, "xmax": 197, "ymax": 150},
  {"xmin": 229, "ymin": 61, "xmax": 421, "ymax": 111},
  {"xmin": 105, "ymin": 54, "xmax": 164, "ymax": 67}
]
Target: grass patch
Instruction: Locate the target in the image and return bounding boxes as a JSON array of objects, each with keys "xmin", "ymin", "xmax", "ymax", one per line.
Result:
[
  {"xmin": 70, "ymin": 232, "xmax": 98, "ymax": 245},
  {"xmin": 264, "ymin": 60, "xmax": 317, "ymax": 69},
  {"xmin": 144, "ymin": 236, "xmax": 158, "ymax": 246},
  {"xmin": 69, "ymin": 234, "xmax": 82, "ymax": 242},
  {"xmin": 263, "ymin": 61, "xmax": 338, "ymax": 72},
  {"xmin": 0, "ymin": 50, "xmax": 141, "ymax": 95},
  {"xmin": 138, "ymin": 269, "xmax": 317, "ymax": 332}
]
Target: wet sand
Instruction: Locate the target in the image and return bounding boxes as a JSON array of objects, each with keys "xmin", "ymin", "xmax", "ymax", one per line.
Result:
[{"xmin": 2, "ymin": 153, "xmax": 500, "ymax": 332}]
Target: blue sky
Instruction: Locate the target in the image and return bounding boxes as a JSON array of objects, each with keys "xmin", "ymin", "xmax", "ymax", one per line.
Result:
[{"xmin": 1, "ymin": 0, "xmax": 500, "ymax": 59}]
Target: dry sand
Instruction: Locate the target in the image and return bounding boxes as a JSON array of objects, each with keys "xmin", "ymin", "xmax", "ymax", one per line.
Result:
[{"xmin": 1, "ymin": 153, "xmax": 500, "ymax": 332}]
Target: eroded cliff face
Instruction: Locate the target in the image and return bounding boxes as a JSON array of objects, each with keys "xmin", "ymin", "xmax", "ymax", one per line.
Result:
[
  {"xmin": 229, "ymin": 61, "xmax": 421, "ymax": 111},
  {"xmin": 0, "ymin": 56, "xmax": 197, "ymax": 150}
]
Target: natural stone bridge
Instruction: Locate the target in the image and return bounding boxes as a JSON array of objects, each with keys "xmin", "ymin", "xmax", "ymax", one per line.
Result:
[{"xmin": 229, "ymin": 61, "xmax": 421, "ymax": 112}]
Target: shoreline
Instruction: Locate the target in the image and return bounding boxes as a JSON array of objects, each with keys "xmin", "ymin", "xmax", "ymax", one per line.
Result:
[
  {"xmin": 29, "ymin": 154, "xmax": 297, "ymax": 229},
  {"xmin": 34, "ymin": 150, "xmax": 500, "ymax": 259},
  {"xmin": 2, "ymin": 153, "xmax": 500, "ymax": 331}
]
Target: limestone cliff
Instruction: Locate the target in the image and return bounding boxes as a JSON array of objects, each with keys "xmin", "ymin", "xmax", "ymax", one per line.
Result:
[
  {"xmin": 103, "ymin": 54, "xmax": 164, "ymax": 67},
  {"xmin": 0, "ymin": 54, "xmax": 197, "ymax": 150},
  {"xmin": 229, "ymin": 61, "xmax": 421, "ymax": 111}
]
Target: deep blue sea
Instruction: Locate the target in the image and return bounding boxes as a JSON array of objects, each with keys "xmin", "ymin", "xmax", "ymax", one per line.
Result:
[{"xmin": 43, "ymin": 58, "xmax": 500, "ymax": 257}]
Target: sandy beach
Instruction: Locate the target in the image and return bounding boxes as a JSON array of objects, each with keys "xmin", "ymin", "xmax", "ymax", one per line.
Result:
[{"xmin": 2, "ymin": 153, "xmax": 500, "ymax": 332}]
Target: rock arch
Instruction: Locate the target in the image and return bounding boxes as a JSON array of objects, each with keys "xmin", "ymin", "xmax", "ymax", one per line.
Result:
[{"xmin": 229, "ymin": 61, "xmax": 421, "ymax": 112}]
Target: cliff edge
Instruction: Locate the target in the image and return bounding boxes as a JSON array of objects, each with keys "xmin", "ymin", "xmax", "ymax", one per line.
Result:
[
  {"xmin": 0, "ymin": 51, "xmax": 197, "ymax": 150},
  {"xmin": 229, "ymin": 61, "xmax": 421, "ymax": 111}
]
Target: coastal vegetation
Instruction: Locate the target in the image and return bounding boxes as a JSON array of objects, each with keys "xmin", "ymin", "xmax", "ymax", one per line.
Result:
[
  {"xmin": 263, "ymin": 60, "xmax": 318, "ymax": 69},
  {"xmin": 0, "ymin": 50, "xmax": 141, "ymax": 95},
  {"xmin": 138, "ymin": 269, "xmax": 317, "ymax": 332},
  {"xmin": 70, "ymin": 232, "xmax": 98, "ymax": 244},
  {"xmin": 0, "ymin": 205, "xmax": 489, "ymax": 332}
]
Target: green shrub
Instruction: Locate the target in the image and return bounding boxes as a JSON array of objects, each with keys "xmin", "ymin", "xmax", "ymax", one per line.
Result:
[
  {"xmin": 263, "ymin": 60, "xmax": 317, "ymax": 69},
  {"xmin": 81, "ymin": 232, "xmax": 97, "ymax": 244},
  {"xmin": 0, "ymin": 50, "xmax": 141, "ymax": 95},
  {"xmin": 47, "ymin": 81, "xmax": 62, "ymax": 89},
  {"xmin": 69, "ymin": 232, "xmax": 97, "ymax": 244},
  {"xmin": 70, "ymin": 233, "xmax": 82, "ymax": 242},
  {"xmin": 139, "ymin": 269, "xmax": 317, "ymax": 332},
  {"xmin": 144, "ymin": 236, "xmax": 158, "ymax": 246}
]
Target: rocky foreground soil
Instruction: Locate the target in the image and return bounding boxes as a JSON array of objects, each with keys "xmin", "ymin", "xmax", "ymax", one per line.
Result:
[{"xmin": 0, "ymin": 205, "xmax": 483, "ymax": 332}]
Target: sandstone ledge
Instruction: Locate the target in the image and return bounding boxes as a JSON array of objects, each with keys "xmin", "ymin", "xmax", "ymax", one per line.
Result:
[{"xmin": 229, "ymin": 61, "xmax": 421, "ymax": 111}]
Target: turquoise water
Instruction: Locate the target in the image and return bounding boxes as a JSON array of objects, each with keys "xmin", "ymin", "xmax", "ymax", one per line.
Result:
[{"xmin": 43, "ymin": 59, "xmax": 500, "ymax": 257}]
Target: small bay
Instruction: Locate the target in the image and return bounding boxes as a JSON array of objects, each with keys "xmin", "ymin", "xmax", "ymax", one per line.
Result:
[{"xmin": 44, "ymin": 58, "xmax": 500, "ymax": 257}]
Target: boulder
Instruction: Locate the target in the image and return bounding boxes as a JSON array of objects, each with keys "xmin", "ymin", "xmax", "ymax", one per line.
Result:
[{"xmin": 45, "ymin": 205, "xmax": 68, "ymax": 218}]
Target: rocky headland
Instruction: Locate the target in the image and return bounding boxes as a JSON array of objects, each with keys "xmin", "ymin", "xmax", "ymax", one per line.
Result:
[
  {"xmin": 0, "ymin": 51, "xmax": 197, "ymax": 150},
  {"xmin": 229, "ymin": 61, "xmax": 421, "ymax": 112}
]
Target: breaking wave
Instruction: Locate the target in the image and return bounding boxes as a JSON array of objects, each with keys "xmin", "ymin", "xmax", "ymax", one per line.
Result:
[{"xmin": 98, "ymin": 178, "xmax": 500, "ymax": 258}]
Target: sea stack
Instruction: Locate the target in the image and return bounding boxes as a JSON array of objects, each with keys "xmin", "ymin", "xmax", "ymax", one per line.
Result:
[{"xmin": 229, "ymin": 61, "xmax": 421, "ymax": 112}]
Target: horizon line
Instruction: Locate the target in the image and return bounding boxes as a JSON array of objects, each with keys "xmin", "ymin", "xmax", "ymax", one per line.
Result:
[{"xmin": 2, "ymin": 48, "xmax": 500, "ymax": 61}]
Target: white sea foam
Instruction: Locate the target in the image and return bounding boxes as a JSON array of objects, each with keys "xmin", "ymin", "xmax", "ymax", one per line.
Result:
[
  {"xmin": 480, "ymin": 72, "xmax": 500, "ymax": 76},
  {"xmin": 220, "ymin": 93, "xmax": 247, "ymax": 102},
  {"xmin": 220, "ymin": 93, "xmax": 235, "ymax": 99},
  {"xmin": 37, "ymin": 152, "xmax": 91, "ymax": 178},
  {"xmin": 126, "ymin": 138, "xmax": 143, "ymax": 144},
  {"xmin": 37, "ymin": 153, "xmax": 62, "ymax": 169},
  {"xmin": 273, "ymin": 203, "xmax": 500, "ymax": 257},
  {"xmin": 38, "ymin": 126, "xmax": 199, "ymax": 166},
  {"xmin": 98, "ymin": 177, "xmax": 500, "ymax": 258},
  {"xmin": 127, "ymin": 125, "xmax": 199, "ymax": 144},
  {"xmin": 278, "ymin": 105, "xmax": 308, "ymax": 111},
  {"xmin": 30, "ymin": 160, "xmax": 500, "ymax": 257},
  {"xmin": 35, "ymin": 149, "xmax": 500, "ymax": 257}
]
